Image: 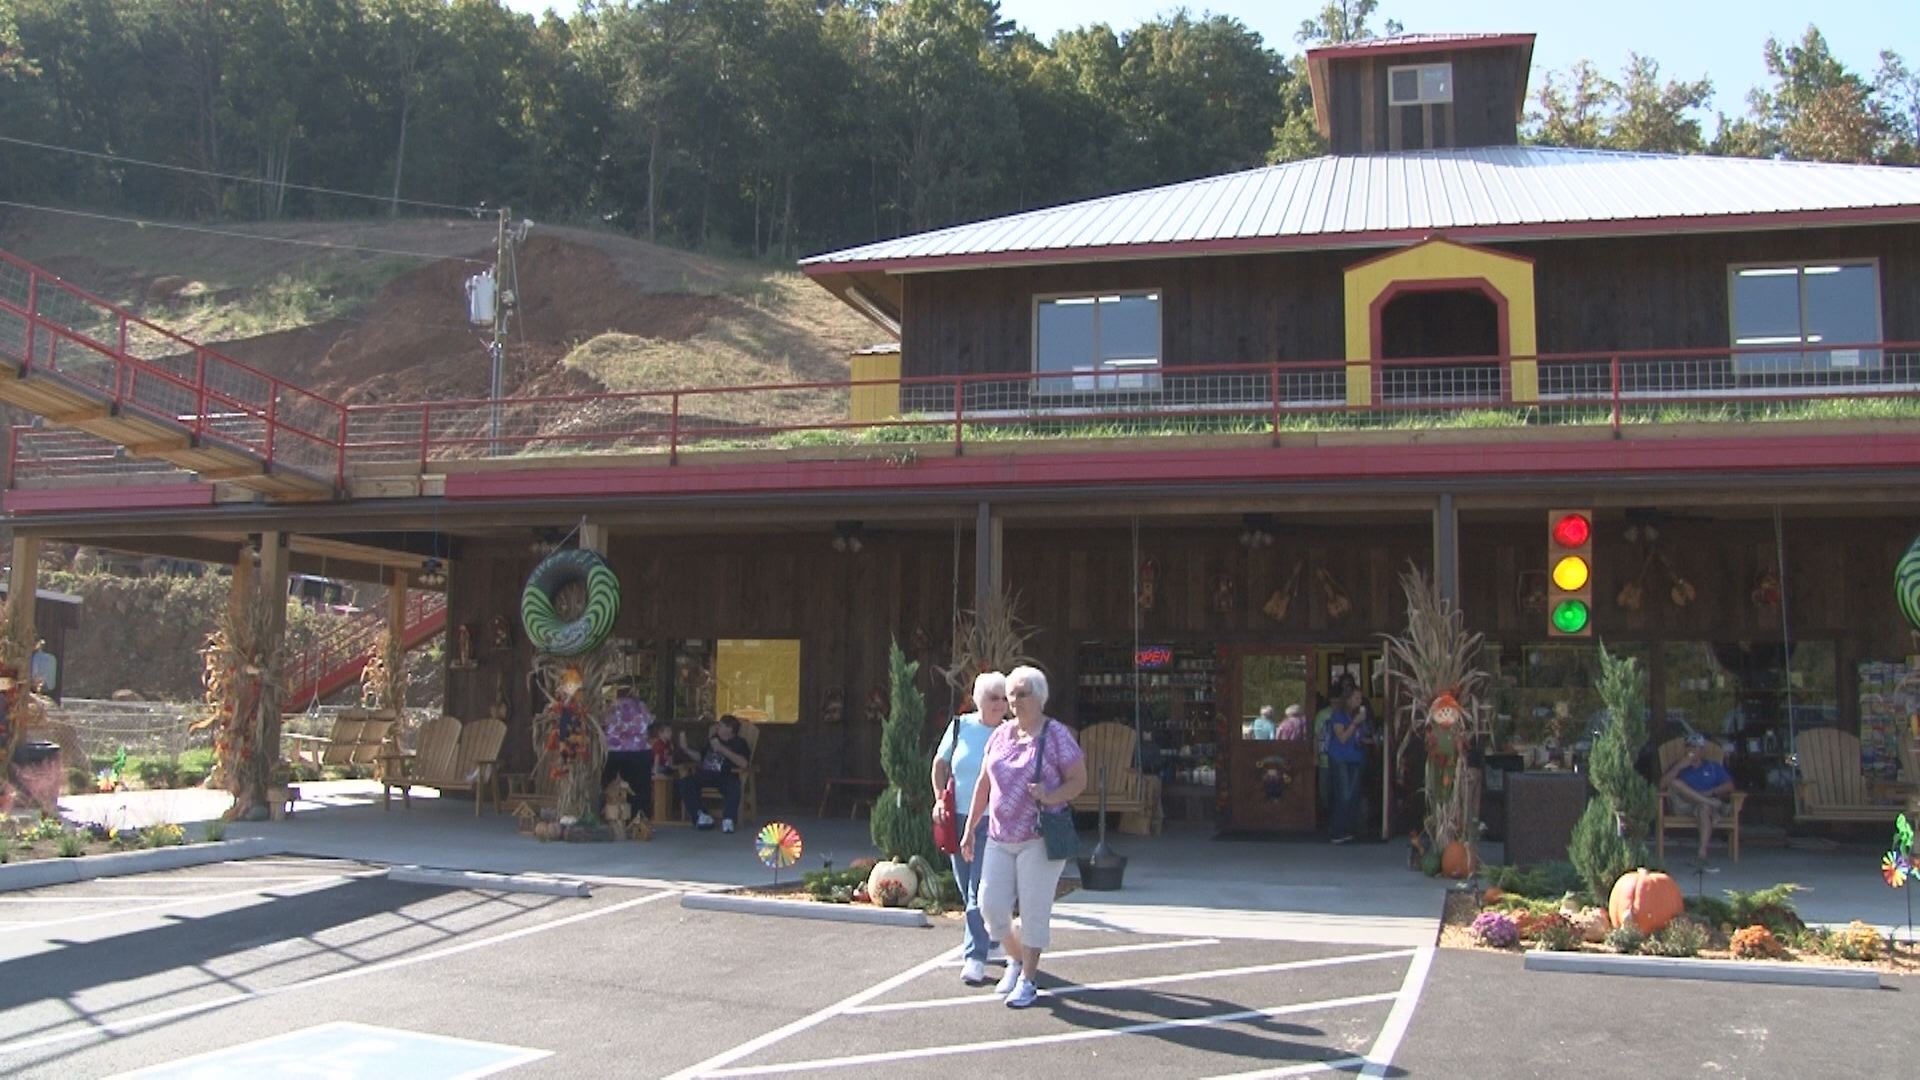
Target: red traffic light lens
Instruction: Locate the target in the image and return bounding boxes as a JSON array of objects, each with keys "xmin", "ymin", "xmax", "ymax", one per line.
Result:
[{"xmin": 1551, "ymin": 513, "xmax": 1591, "ymax": 548}]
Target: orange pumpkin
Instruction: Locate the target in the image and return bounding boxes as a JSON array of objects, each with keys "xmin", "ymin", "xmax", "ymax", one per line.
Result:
[
  {"xmin": 1441, "ymin": 840, "xmax": 1476, "ymax": 878},
  {"xmin": 1483, "ymin": 886, "xmax": 1505, "ymax": 905},
  {"xmin": 1608, "ymin": 868, "xmax": 1685, "ymax": 934}
]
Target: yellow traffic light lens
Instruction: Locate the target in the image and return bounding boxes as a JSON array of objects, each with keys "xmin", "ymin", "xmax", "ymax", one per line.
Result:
[
  {"xmin": 1552, "ymin": 599, "xmax": 1590, "ymax": 634},
  {"xmin": 1552, "ymin": 555, "xmax": 1590, "ymax": 592}
]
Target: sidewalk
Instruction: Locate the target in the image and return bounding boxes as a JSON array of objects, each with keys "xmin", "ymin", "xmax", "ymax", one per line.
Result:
[{"xmin": 52, "ymin": 781, "xmax": 1917, "ymax": 941}]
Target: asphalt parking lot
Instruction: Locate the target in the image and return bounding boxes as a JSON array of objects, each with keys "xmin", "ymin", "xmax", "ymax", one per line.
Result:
[{"xmin": 2, "ymin": 859, "xmax": 1914, "ymax": 1079}]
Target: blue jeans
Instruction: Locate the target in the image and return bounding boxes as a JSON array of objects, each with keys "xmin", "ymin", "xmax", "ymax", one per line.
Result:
[
  {"xmin": 1329, "ymin": 759, "xmax": 1363, "ymax": 839},
  {"xmin": 678, "ymin": 770, "xmax": 740, "ymax": 823},
  {"xmin": 950, "ymin": 816, "xmax": 994, "ymax": 961}
]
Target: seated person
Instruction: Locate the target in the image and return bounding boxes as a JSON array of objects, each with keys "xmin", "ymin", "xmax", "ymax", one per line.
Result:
[
  {"xmin": 675, "ymin": 714, "xmax": 752, "ymax": 833},
  {"xmin": 1248, "ymin": 705, "xmax": 1278, "ymax": 741},
  {"xmin": 1661, "ymin": 734, "xmax": 1736, "ymax": 867},
  {"xmin": 1275, "ymin": 704, "xmax": 1308, "ymax": 741}
]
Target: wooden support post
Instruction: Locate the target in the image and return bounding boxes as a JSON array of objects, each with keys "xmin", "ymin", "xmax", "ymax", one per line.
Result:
[
  {"xmin": 6, "ymin": 535, "xmax": 40, "ymax": 666},
  {"xmin": 1432, "ymin": 494, "xmax": 1459, "ymax": 608},
  {"xmin": 251, "ymin": 532, "xmax": 290, "ymax": 814},
  {"xmin": 973, "ymin": 501, "xmax": 997, "ymax": 615},
  {"xmin": 387, "ymin": 567, "xmax": 409, "ymax": 713}
]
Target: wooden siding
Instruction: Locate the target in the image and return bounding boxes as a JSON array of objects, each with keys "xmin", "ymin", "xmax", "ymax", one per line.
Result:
[
  {"xmin": 899, "ymin": 224, "xmax": 1920, "ymax": 379},
  {"xmin": 1327, "ymin": 48, "xmax": 1523, "ymax": 155},
  {"xmin": 440, "ymin": 510, "xmax": 1920, "ymax": 809}
]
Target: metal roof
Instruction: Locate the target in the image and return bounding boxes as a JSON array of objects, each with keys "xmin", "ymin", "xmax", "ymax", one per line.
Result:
[
  {"xmin": 801, "ymin": 147, "xmax": 1920, "ymax": 274},
  {"xmin": 1305, "ymin": 32, "xmax": 1533, "ymax": 60}
]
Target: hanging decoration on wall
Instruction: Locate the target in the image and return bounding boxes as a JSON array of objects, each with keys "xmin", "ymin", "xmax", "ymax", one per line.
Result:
[
  {"xmin": 1751, "ymin": 565, "xmax": 1782, "ymax": 609},
  {"xmin": 1316, "ymin": 567, "xmax": 1353, "ymax": 621},
  {"xmin": 821, "ymin": 688, "xmax": 845, "ymax": 725},
  {"xmin": 1137, "ymin": 558, "xmax": 1159, "ymax": 613},
  {"xmin": 864, "ymin": 685, "xmax": 889, "ymax": 726},
  {"xmin": 521, "ymin": 548, "xmax": 621, "ymax": 657},
  {"xmin": 1619, "ymin": 525, "xmax": 1695, "ymax": 610},
  {"xmin": 490, "ymin": 614, "xmax": 515, "ymax": 651},
  {"xmin": 1262, "ymin": 561, "xmax": 1304, "ymax": 622},
  {"xmin": 1895, "ymin": 534, "xmax": 1920, "ymax": 633},
  {"xmin": 1211, "ymin": 573, "xmax": 1236, "ymax": 613},
  {"xmin": 450, "ymin": 624, "xmax": 479, "ymax": 670}
]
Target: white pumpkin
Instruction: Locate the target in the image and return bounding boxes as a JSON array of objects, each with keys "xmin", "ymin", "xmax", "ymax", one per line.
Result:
[
  {"xmin": 866, "ymin": 860, "xmax": 918, "ymax": 908},
  {"xmin": 1572, "ymin": 907, "xmax": 1610, "ymax": 944}
]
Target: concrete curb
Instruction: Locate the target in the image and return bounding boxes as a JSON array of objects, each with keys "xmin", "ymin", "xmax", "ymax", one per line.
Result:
[
  {"xmin": 0, "ymin": 837, "xmax": 288, "ymax": 893},
  {"xmin": 1524, "ymin": 949, "xmax": 1883, "ymax": 989},
  {"xmin": 681, "ymin": 891, "xmax": 930, "ymax": 928},
  {"xmin": 388, "ymin": 867, "xmax": 591, "ymax": 897}
]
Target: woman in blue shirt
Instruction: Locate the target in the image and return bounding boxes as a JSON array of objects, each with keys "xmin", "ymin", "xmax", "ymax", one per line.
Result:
[
  {"xmin": 1326, "ymin": 688, "xmax": 1370, "ymax": 843},
  {"xmin": 931, "ymin": 671, "xmax": 1010, "ymax": 986}
]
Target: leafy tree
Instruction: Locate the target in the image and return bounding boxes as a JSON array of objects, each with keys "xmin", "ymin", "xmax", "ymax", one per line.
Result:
[
  {"xmin": 1610, "ymin": 55, "xmax": 1711, "ymax": 154},
  {"xmin": 1531, "ymin": 61, "xmax": 1615, "ymax": 149},
  {"xmin": 1294, "ymin": 0, "xmax": 1400, "ymax": 47},
  {"xmin": 1744, "ymin": 26, "xmax": 1890, "ymax": 163},
  {"xmin": 1569, "ymin": 645, "xmax": 1657, "ymax": 900},
  {"xmin": 871, "ymin": 638, "xmax": 939, "ymax": 863}
]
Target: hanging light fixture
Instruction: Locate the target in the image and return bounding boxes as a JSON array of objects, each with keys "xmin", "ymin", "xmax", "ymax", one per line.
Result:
[
  {"xmin": 831, "ymin": 520, "xmax": 865, "ymax": 554},
  {"xmin": 417, "ymin": 556, "xmax": 447, "ymax": 589}
]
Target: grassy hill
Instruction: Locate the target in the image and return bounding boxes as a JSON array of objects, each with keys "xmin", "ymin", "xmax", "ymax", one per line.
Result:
[{"xmin": 0, "ymin": 213, "xmax": 879, "ymax": 429}]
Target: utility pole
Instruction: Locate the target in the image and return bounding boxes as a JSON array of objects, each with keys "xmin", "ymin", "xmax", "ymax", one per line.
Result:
[{"xmin": 489, "ymin": 206, "xmax": 510, "ymax": 457}]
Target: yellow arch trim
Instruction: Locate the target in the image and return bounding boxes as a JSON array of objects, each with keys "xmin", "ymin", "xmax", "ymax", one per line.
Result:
[{"xmin": 1341, "ymin": 238, "xmax": 1538, "ymax": 405}]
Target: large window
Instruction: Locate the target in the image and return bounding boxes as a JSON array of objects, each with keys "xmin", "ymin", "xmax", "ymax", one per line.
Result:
[
  {"xmin": 1034, "ymin": 292, "xmax": 1162, "ymax": 394},
  {"xmin": 1730, "ymin": 261, "xmax": 1881, "ymax": 374}
]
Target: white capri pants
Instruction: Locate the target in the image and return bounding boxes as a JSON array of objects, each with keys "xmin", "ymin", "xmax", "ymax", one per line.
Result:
[{"xmin": 980, "ymin": 836, "xmax": 1068, "ymax": 951}]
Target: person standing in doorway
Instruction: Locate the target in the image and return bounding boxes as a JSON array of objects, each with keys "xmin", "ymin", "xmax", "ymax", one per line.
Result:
[
  {"xmin": 962, "ymin": 665, "xmax": 1087, "ymax": 1010},
  {"xmin": 932, "ymin": 671, "xmax": 1009, "ymax": 986},
  {"xmin": 1326, "ymin": 686, "xmax": 1367, "ymax": 843}
]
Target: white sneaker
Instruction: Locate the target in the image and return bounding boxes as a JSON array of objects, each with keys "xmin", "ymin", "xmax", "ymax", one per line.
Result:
[
  {"xmin": 960, "ymin": 959, "xmax": 988, "ymax": 985},
  {"xmin": 721, "ymin": 819, "xmax": 735, "ymax": 834},
  {"xmin": 1004, "ymin": 978, "xmax": 1039, "ymax": 1009},
  {"xmin": 986, "ymin": 944, "xmax": 1008, "ymax": 964},
  {"xmin": 994, "ymin": 961, "xmax": 1023, "ymax": 996},
  {"xmin": 694, "ymin": 811, "xmax": 714, "ymax": 829}
]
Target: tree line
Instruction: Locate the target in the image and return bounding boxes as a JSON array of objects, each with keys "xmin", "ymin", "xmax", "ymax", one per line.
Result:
[{"xmin": 1, "ymin": 0, "xmax": 1914, "ymax": 263}]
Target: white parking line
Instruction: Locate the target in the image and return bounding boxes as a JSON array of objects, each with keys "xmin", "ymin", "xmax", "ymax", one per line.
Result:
[
  {"xmin": 3, "ymin": 874, "xmax": 370, "ymax": 930},
  {"xmin": 662, "ymin": 944, "xmax": 959, "ymax": 1080},
  {"xmin": 701, "ymin": 992, "xmax": 1402, "ymax": 1077},
  {"xmin": 0, "ymin": 889, "xmax": 676, "ymax": 1058},
  {"xmin": 936, "ymin": 937, "xmax": 1220, "ymax": 966},
  {"xmin": 848, "ymin": 949, "xmax": 1415, "ymax": 1015},
  {"xmin": 1359, "ymin": 944, "xmax": 1433, "ymax": 1078}
]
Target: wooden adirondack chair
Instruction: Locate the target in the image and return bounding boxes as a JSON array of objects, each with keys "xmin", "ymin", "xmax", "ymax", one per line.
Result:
[
  {"xmin": 1655, "ymin": 737, "xmax": 1746, "ymax": 862},
  {"xmin": 1794, "ymin": 727, "xmax": 1901, "ymax": 824},
  {"xmin": 382, "ymin": 715, "xmax": 505, "ymax": 815},
  {"xmin": 1068, "ymin": 722, "xmax": 1163, "ymax": 837}
]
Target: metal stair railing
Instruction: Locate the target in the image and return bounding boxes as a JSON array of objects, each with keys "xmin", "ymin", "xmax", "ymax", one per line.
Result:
[
  {"xmin": 0, "ymin": 248, "xmax": 348, "ymax": 489},
  {"xmin": 284, "ymin": 591, "xmax": 447, "ymax": 711}
]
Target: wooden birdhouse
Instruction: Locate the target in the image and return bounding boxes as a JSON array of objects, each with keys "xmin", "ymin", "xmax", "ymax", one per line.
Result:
[
  {"xmin": 627, "ymin": 816, "xmax": 654, "ymax": 842},
  {"xmin": 513, "ymin": 802, "xmax": 537, "ymax": 833}
]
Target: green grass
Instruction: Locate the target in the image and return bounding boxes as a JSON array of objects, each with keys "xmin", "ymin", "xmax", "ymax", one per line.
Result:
[{"xmin": 172, "ymin": 258, "xmax": 415, "ymax": 341}]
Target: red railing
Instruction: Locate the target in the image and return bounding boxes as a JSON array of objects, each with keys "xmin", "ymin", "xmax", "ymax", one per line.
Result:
[
  {"xmin": 11, "ymin": 338, "xmax": 1920, "ymax": 488},
  {"xmin": 0, "ymin": 249, "xmax": 349, "ymax": 489},
  {"xmin": 283, "ymin": 590, "xmax": 447, "ymax": 711}
]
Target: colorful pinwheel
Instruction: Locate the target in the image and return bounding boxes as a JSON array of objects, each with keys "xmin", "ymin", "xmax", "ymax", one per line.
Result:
[
  {"xmin": 756, "ymin": 822, "xmax": 803, "ymax": 871},
  {"xmin": 1885, "ymin": 852, "xmax": 1911, "ymax": 888}
]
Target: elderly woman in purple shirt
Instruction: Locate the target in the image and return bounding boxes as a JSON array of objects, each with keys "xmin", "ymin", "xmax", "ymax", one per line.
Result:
[{"xmin": 960, "ymin": 665, "xmax": 1088, "ymax": 1009}]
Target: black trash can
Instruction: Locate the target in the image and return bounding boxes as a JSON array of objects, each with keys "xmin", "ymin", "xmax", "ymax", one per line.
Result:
[{"xmin": 11, "ymin": 739, "xmax": 60, "ymax": 768}]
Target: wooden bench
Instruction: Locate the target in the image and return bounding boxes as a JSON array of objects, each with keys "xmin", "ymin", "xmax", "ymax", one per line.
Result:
[
  {"xmin": 382, "ymin": 715, "xmax": 506, "ymax": 815},
  {"xmin": 1794, "ymin": 728, "xmax": 1905, "ymax": 825},
  {"xmin": 819, "ymin": 777, "xmax": 886, "ymax": 818},
  {"xmin": 1655, "ymin": 737, "xmax": 1746, "ymax": 862},
  {"xmin": 286, "ymin": 710, "xmax": 393, "ymax": 774},
  {"xmin": 1068, "ymin": 721, "xmax": 1163, "ymax": 837}
]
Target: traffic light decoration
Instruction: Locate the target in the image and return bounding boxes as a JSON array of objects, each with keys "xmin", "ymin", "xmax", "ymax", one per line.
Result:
[{"xmin": 1547, "ymin": 509, "xmax": 1593, "ymax": 638}]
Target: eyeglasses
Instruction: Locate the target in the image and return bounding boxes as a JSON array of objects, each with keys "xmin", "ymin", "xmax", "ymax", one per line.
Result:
[{"xmin": 1008, "ymin": 688, "xmax": 1033, "ymax": 699}]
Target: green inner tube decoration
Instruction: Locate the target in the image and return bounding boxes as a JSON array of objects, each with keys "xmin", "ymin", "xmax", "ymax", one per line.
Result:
[
  {"xmin": 521, "ymin": 549, "xmax": 621, "ymax": 657},
  {"xmin": 1898, "ymin": 533, "xmax": 1920, "ymax": 633}
]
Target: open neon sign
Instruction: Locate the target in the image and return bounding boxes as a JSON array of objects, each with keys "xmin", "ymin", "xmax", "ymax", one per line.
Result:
[{"xmin": 1135, "ymin": 646, "xmax": 1173, "ymax": 669}]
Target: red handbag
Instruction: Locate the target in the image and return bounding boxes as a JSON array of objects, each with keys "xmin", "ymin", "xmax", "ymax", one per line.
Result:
[{"xmin": 932, "ymin": 777, "xmax": 961, "ymax": 855}]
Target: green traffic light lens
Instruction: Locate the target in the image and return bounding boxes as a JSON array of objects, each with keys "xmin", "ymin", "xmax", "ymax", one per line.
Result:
[{"xmin": 1551, "ymin": 599, "xmax": 1590, "ymax": 633}]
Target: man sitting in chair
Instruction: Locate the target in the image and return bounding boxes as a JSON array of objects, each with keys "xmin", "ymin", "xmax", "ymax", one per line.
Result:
[
  {"xmin": 677, "ymin": 714, "xmax": 752, "ymax": 833},
  {"xmin": 1662, "ymin": 733, "xmax": 1735, "ymax": 868}
]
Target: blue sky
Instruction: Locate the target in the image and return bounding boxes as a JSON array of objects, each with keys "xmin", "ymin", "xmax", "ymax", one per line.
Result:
[{"xmin": 503, "ymin": 1, "xmax": 1913, "ymax": 118}]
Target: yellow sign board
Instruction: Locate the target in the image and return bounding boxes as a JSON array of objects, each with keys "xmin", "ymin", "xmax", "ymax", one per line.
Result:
[{"xmin": 716, "ymin": 639, "xmax": 801, "ymax": 724}]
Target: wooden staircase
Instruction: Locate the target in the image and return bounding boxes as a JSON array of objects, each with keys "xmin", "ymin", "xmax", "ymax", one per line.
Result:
[{"xmin": 0, "ymin": 248, "xmax": 344, "ymax": 499}]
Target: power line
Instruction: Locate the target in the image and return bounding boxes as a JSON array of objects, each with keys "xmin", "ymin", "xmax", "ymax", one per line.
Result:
[
  {"xmin": 0, "ymin": 133, "xmax": 487, "ymax": 215},
  {"xmin": 0, "ymin": 201, "xmax": 492, "ymax": 265}
]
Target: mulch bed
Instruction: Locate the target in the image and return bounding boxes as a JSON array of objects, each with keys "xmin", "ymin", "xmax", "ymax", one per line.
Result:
[{"xmin": 1438, "ymin": 888, "xmax": 1920, "ymax": 973}]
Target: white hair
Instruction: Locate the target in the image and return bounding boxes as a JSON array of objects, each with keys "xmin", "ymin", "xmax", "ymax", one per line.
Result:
[
  {"xmin": 1007, "ymin": 665, "xmax": 1049, "ymax": 709},
  {"xmin": 972, "ymin": 671, "xmax": 1009, "ymax": 712}
]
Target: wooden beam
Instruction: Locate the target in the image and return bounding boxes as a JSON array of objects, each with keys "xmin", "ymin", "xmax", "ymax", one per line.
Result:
[
  {"xmin": 194, "ymin": 466, "xmax": 267, "ymax": 480},
  {"xmin": 45, "ymin": 405, "xmax": 111, "ymax": 423},
  {"xmin": 124, "ymin": 436, "xmax": 194, "ymax": 455},
  {"xmin": 6, "ymin": 536, "xmax": 41, "ymax": 662}
]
